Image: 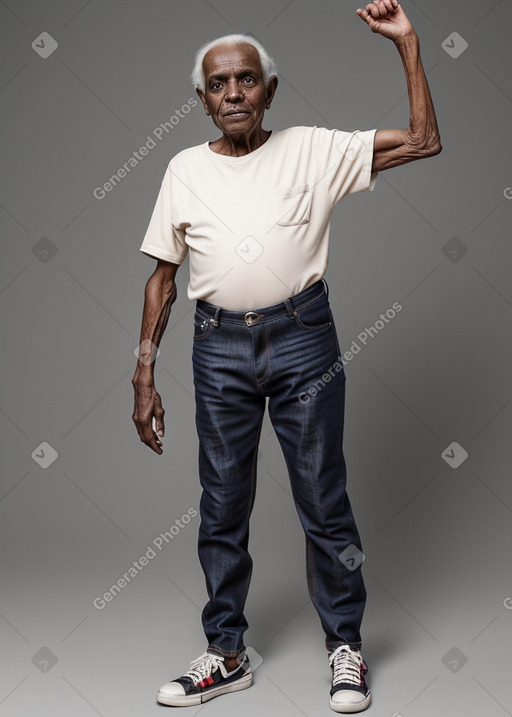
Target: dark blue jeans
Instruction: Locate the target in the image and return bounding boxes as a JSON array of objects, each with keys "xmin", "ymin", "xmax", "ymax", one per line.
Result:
[{"xmin": 192, "ymin": 279, "xmax": 366, "ymax": 658}]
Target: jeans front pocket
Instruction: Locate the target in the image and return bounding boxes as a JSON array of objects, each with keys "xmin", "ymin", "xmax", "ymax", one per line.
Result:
[
  {"xmin": 193, "ymin": 311, "xmax": 215, "ymax": 341},
  {"xmin": 294, "ymin": 296, "xmax": 333, "ymax": 331}
]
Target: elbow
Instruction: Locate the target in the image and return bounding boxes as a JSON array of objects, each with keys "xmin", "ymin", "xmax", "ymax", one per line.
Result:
[
  {"xmin": 424, "ymin": 125, "xmax": 442, "ymax": 156},
  {"xmin": 426, "ymin": 136, "xmax": 442, "ymax": 157},
  {"xmin": 405, "ymin": 127, "xmax": 442, "ymax": 159},
  {"xmin": 417, "ymin": 134, "xmax": 442, "ymax": 159}
]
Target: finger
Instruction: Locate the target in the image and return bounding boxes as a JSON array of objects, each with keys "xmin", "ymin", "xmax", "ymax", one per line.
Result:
[
  {"xmin": 154, "ymin": 401, "xmax": 165, "ymax": 437},
  {"xmin": 149, "ymin": 437, "xmax": 163, "ymax": 455},
  {"xmin": 356, "ymin": 6, "xmax": 373, "ymax": 23},
  {"xmin": 135, "ymin": 413, "xmax": 161, "ymax": 446},
  {"xmin": 373, "ymin": 1, "xmax": 390, "ymax": 16},
  {"xmin": 152, "ymin": 435, "xmax": 163, "ymax": 453},
  {"xmin": 357, "ymin": 7, "xmax": 378, "ymax": 28},
  {"xmin": 144, "ymin": 426, "xmax": 164, "ymax": 454},
  {"xmin": 153, "ymin": 413, "xmax": 164, "ymax": 437},
  {"xmin": 365, "ymin": 2, "xmax": 380, "ymax": 18},
  {"xmin": 146, "ymin": 421, "xmax": 163, "ymax": 445}
]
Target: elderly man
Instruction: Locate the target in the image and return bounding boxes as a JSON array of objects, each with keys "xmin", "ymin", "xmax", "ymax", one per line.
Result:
[{"xmin": 132, "ymin": 0, "xmax": 441, "ymax": 712}]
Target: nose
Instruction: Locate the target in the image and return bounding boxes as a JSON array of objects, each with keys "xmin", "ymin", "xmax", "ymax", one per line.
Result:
[{"xmin": 225, "ymin": 79, "xmax": 243, "ymax": 102}]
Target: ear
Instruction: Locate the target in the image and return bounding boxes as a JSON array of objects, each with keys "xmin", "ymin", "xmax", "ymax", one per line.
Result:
[
  {"xmin": 265, "ymin": 76, "xmax": 278, "ymax": 110},
  {"xmin": 196, "ymin": 87, "xmax": 210, "ymax": 116}
]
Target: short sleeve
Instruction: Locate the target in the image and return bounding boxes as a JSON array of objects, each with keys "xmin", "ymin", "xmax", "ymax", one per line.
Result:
[
  {"xmin": 315, "ymin": 127, "xmax": 378, "ymax": 206},
  {"xmin": 139, "ymin": 164, "xmax": 188, "ymax": 264}
]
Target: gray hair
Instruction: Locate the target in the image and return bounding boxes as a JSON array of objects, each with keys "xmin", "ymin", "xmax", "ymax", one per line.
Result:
[{"xmin": 191, "ymin": 33, "xmax": 277, "ymax": 92}]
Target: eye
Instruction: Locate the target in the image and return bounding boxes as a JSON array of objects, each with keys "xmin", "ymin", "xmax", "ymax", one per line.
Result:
[
  {"xmin": 210, "ymin": 82, "xmax": 222, "ymax": 90},
  {"xmin": 242, "ymin": 77, "xmax": 255, "ymax": 85}
]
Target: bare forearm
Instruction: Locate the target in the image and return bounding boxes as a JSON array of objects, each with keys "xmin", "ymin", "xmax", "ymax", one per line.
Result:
[
  {"xmin": 133, "ymin": 272, "xmax": 177, "ymax": 382},
  {"xmin": 372, "ymin": 33, "xmax": 442, "ymax": 172},
  {"xmin": 396, "ymin": 33, "xmax": 441, "ymax": 151}
]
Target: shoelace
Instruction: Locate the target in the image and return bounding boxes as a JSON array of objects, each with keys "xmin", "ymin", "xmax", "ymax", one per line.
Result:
[
  {"xmin": 184, "ymin": 652, "xmax": 229, "ymax": 684},
  {"xmin": 329, "ymin": 645, "xmax": 363, "ymax": 687}
]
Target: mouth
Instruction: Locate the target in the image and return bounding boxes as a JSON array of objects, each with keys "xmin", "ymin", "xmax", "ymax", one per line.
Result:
[{"xmin": 224, "ymin": 111, "xmax": 250, "ymax": 118}]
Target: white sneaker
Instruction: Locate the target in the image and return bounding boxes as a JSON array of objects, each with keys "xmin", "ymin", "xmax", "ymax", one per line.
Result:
[
  {"xmin": 328, "ymin": 644, "xmax": 371, "ymax": 713},
  {"xmin": 157, "ymin": 650, "xmax": 252, "ymax": 706}
]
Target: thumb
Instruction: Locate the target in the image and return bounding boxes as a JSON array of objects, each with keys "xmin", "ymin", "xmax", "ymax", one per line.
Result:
[{"xmin": 153, "ymin": 396, "xmax": 165, "ymax": 437}]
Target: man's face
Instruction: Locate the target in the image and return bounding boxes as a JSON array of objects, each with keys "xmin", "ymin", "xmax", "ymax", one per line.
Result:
[{"xmin": 197, "ymin": 43, "xmax": 276, "ymax": 138}]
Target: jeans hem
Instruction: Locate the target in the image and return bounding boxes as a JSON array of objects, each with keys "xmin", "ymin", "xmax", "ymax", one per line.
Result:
[
  {"xmin": 325, "ymin": 640, "xmax": 363, "ymax": 652},
  {"xmin": 207, "ymin": 644, "xmax": 246, "ymax": 658}
]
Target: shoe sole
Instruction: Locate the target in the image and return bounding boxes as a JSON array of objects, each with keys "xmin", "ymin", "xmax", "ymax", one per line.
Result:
[
  {"xmin": 329, "ymin": 691, "xmax": 371, "ymax": 713},
  {"xmin": 157, "ymin": 670, "xmax": 252, "ymax": 706}
]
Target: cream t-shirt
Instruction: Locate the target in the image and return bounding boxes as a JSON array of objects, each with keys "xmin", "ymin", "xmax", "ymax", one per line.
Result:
[{"xmin": 140, "ymin": 125, "xmax": 378, "ymax": 310}]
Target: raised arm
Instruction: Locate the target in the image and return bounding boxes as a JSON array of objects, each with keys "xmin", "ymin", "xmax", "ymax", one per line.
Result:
[
  {"xmin": 132, "ymin": 259, "xmax": 179, "ymax": 454},
  {"xmin": 356, "ymin": 0, "xmax": 442, "ymax": 173}
]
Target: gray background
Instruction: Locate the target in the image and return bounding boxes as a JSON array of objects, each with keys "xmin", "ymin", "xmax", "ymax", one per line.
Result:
[{"xmin": 1, "ymin": 0, "xmax": 511, "ymax": 715}]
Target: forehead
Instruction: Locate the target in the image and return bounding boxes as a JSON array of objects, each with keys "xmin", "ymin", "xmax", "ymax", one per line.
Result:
[{"xmin": 202, "ymin": 43, "xmax": 262, "ymax": 78}]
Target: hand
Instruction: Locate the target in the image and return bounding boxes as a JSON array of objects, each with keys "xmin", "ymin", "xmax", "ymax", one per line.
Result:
[
  {"xmin": 132, "ymin": 378, "xmax": 165, "ymax": 454},
  {"xmin": 356, "ymin": 1, "xmax": 415, "ymax": 43}
]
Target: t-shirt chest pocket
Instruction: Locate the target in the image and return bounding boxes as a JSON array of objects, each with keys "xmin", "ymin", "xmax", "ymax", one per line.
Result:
[{"xmin": 271, "ymin": 183, "xmax": 311, "ymax": 227}]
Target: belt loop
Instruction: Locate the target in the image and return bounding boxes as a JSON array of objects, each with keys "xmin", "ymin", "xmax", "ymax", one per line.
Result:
[
  {"xmin": 213, "ymin": 306, "xmax": 221, "ymax": 327},
  {"xmin": 284, "ymin": 297, "xmax": 296, "ymax": 318},
  {"xmin": 321, "ymin": 277, "xmax": 329, "ymax": 299}
]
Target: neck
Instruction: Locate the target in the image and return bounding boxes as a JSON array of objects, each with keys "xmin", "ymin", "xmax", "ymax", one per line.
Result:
[{"xmin": 209, "ymin": 128, "xmax": 271, "ymax": 157}]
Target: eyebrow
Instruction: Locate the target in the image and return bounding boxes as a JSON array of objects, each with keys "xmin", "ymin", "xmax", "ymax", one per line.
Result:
[{"xmin": 207, "ymin": 68, "xmax": 260, "ymax": 82}]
